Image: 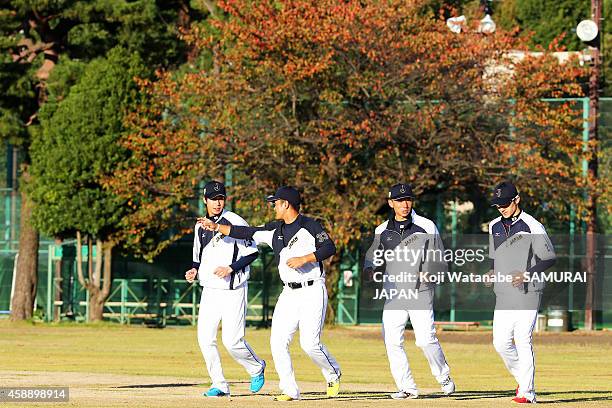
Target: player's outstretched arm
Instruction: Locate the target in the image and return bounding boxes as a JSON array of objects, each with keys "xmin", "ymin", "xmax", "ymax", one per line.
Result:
[
  {"xmin": 198, "ymin": 217, "xmax": 232, "ymax": 236},
  {"xmin": 198, "ymin": 217, "xmax": 265, "ymax": 239}
]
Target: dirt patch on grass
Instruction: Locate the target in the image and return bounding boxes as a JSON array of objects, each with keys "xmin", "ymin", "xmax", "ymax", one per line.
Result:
[{"xmin": 1, "ymin": 370, "xmax": 610, "ymax": 407}]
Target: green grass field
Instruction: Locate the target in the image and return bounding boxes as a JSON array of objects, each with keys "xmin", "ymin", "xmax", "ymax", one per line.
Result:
[{"xmin": 1, "ymin": 321, "xmax": 611, "ymax": 407}]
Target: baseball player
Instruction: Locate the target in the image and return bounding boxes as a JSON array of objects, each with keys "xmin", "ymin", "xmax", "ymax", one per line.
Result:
[
  {"xmin": 486, "ymin": 181, "xmax": 556, "ymax": 404},
  {"xmin": 200, "ymin": 186, "xmax": 341, "ymax": 401},
  {"xmin": 185, "ymin": 181, "xmax": 266, "ymax": 397},
  {"xmin": 364, "ymin": 183, "xmax": 455, "ymax": 399}
]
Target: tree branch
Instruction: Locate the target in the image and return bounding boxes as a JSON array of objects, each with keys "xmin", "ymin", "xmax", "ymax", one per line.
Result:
[
  {"xmin": 100, "ymin": 241, "xmax": 114, "ymax": 299},
  {"xmin": 75, "ymin": 231, "xmax": 91, "ymax": 291}
]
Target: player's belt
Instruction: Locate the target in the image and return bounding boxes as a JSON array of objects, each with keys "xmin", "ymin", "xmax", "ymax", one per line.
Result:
[{"xmin": 284, "ymin": 280, "xmax": 315, "ymax": 289}]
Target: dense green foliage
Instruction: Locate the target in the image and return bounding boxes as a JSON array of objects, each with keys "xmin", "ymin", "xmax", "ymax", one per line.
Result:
[{"xmin": 30, "ymin": 47, "xmax": 147, "ymax": 239}]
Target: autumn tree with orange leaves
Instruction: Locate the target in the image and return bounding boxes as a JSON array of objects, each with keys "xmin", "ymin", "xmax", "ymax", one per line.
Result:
[{"xmin": 108, "ymin": 0, "xmax": 596, "ymax": 317}]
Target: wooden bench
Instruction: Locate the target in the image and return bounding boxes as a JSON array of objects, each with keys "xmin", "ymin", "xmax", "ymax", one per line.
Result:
[{"xmin": 433, "ymin": 321, "xmax": 480, "ymax": 331}]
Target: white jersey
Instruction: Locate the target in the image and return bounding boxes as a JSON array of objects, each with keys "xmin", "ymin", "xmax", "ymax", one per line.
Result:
[
  {"xmin": 192, "ymin": 209, "xmax": 258, "ymax": 290},
  {"xmin": 229, "ymin": 215, "xmax": 336, "ymax": 284}
]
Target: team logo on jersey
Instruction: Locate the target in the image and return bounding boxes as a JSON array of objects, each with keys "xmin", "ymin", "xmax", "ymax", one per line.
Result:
[
  {"xmin": 495, "ymin": 232, "xmax": 500, "ymax": 236},
  {"xmin": 402, "ymin": 234, "xmax": 418, "ymax": 246},
  {"xmin": 288, "ymin": 235, "xmax": 299, "ymax": 249},
  {"xmin": 245, "ymin": 238, "xmax": 254, "ymax": 247},
  {"xmin": 278, "ymin": 235, "xmax": 284, "ymax": 240},
  {"xmin": 316, "ymin": 232, "xmax": 329, "ymax": 243},
  {"xmin": 212, "ymin": 233, "xmax": 224, "ymax": 246},
  {"xmin": 495, "ymin": 189, "xmax": 502, "ymax": 198}
]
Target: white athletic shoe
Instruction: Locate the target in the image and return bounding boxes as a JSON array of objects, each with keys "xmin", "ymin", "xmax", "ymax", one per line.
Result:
[
  {"xmin": 390, "ymin": 391, "xmax": 418, "ymax": 399},
  {"xmin": 441, "ymin": 377, "xmax": 456, "ymax": 395}
]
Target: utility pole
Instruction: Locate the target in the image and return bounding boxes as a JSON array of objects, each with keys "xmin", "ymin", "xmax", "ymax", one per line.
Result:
[{"xmin": 584, "ymin": 0, "xmax": 601, "ymax": 331}]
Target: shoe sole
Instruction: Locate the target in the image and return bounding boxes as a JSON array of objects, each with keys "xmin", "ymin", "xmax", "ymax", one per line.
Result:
[{"xmin": 391, "ymin": 394, "xmax": 418, "ymax": 399}]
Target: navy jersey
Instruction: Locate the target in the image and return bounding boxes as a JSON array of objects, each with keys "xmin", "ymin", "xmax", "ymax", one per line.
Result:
[
  {"xmin": 488, "ymin": 211, "xmax": 556, "ymax": 295},
  {"xmin": 365, "ymin": 210, "xmax": 446, "ymax": 292}
]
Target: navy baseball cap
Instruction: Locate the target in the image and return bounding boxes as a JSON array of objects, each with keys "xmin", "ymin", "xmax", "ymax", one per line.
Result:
[
  {"xmin": 203, "ymin": 181, "xmax": 226, "ymax": 200},
  {"xmin": 490, "ymin": 181, "xmax": 519, "ymax": 206},
  {"xmin": 266, "ymin": 186, "xmax": 301, "ymax": 209},
  {"xmin": 388, "ymin": 183, "xmax": 414, "ymax": 200}
]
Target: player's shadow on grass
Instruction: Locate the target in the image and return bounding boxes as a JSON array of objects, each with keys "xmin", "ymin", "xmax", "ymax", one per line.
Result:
[
  {"xmin": 115, "ymin": 383, "xmax": 200, "ymax": 389},
  {"xmin": 453, "ymin": 390, "xmax": 527, "ymax": 400},
  {"xmin": 535, "ymin": 390, "xmax": 612, "ymax": 404},
  {"xmin": 452, "ymin": 390, "xmax": 612, "ymax": 403},
  {"xmin": 298, "ymin": 390, "xmax": 612, "ymax": 402},
  {"xmin": 297, "ymin": 391, "xmax": 487, "ymax": 401},
  {"xmin": 289, "ymin": 391, "xmax": 396, "ymax": 401}
]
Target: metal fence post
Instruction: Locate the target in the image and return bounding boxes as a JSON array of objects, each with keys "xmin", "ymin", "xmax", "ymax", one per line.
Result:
[
  {"xmin": 121, "ymin": 279, "xmax": 127, "ymax": 324},
  {"xmin": 46, "ymin": 245, "xmax": 53, "ymax": 323}
]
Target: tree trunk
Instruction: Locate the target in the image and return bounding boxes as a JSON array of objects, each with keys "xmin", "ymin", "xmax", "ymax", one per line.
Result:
[
  {"xmin": 77, "ymin": 236, "xmax": 114, "ymax": 322},
  {"xmin": 88, "ymin": 290, "xmax": 105, "ymax": 322},
  {"xmin": 10, "ymin": 169, "xmax": 40, "ymax": 321}
]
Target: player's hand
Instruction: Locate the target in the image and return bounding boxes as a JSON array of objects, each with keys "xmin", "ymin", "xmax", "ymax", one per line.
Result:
[
  {"xmin": 198, "ymin": 217, "xmax": 217, "ymax": 231},
  {"xmin": 185, "ymin": 268, "xmax": 197, "ymax": 283},
  {"xmin": 512, "ymin": 271, "xmax": 528, "ymax": 287},
  {"xmin": 287, "ymin": 256, "xmax": 308, "ymax": 269},
  {"xmin": 214, "ymin": 266, "xmax": 233, "ymax": 278},
  {"xmin": 483, "ymin": 270, "xmax": 495, "ymax": 287}
]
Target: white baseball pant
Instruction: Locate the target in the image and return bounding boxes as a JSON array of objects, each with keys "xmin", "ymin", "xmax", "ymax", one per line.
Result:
[
  {"xmin": 382, "ymin": 291, "xmax": 451, "ymax": 393},
  {"xmin": 493, "ymin": 308, "xmax": 538, "ymax": 402},
  {"xmin": 270, "ymin": 279, "xmax": 341, "ymax": 399},
  {"xmin": 197, "ymin": 283, "xmax": 265, "ymax": 393}
]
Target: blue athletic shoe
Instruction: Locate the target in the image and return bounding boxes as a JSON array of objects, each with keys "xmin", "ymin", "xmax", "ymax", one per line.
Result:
[
  {"xmin": 203, "ymin": 387, "xmax": 229, "ymax": 397},
  {"xmin": 250, "ymin": 360, "xmax": 266, "ymax": 393}
]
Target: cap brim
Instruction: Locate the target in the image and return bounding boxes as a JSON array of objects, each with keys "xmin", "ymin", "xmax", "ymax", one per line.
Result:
[
  {"xmin": 206, "ymin": 194, "xmax": 226, "ymax": 200},
  {"xmin": 490, "ymin": 197, "xmax": 512, "ymax": 206},
  {"xmin": 266, "ymin": 195, "xmax": 279, "ymax": 202},
  {"xmin": 391, "ymin": 194, "xmax": 414, "ymax": 200}
]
